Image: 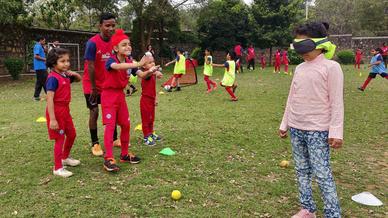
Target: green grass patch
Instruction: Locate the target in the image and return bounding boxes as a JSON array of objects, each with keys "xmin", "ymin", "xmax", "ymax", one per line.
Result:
[{"xmin": 0, "ymin": 65, "xmax": 387, "ymax": 217}]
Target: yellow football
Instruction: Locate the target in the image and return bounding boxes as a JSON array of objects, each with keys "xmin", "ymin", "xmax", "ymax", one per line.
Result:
[{"xmin": 171, "ymin": 190, "xmax": 182, "ymax": 200}]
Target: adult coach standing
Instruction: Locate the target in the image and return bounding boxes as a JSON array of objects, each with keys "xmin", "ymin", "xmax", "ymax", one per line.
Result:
[
  {"xmin": 33, "ymin": 36, "xmax": 47, "ymax": 101},
  {"xmin": 83, "ymin": 13, "xmax": 119, "ymax": 156}
]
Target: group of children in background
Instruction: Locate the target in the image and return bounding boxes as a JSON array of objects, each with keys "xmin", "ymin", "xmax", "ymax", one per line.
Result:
[{"xmin": 42, "ymin": 13, "xmax": 388, "ymax": 217}]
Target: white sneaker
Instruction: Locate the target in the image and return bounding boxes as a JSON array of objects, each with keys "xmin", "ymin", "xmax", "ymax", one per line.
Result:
[
  {"xmin": 53, "ymin": 168, "xmax": 73, "ymax": 178},
  {"xmin": 62, "ymin": 157, "xmax": 80, "ymax": 167}
]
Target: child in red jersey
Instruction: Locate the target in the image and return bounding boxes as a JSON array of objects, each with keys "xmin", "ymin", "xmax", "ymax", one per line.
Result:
[
  {"xmin": 102, "ymin": 29, "xmax": 154, "ymax": 172},
  {"xmin": 274, "ymin": 49, "xmax": 281, "ymax": 73},
  {"xmin": 138, "ymin": 53, "xmax": 163, "ymax": 146},
  {"xmin": 260, "ymin": 51, "xmax": 266, "ymax": 70},
  {"xmin": 354, "ymin": 48, "xmax": 363, "ymax": 70},
  {"xmin": 282, "ymin": 48, "xmax": 290, "ymax": 74},
  {"xmin": 45, "ymin": 48, "xmax": 82, "ymax": 178}
]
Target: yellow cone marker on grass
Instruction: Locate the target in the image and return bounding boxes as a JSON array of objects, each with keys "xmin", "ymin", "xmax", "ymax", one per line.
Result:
[{"xmin": 36, "ymin": 117, "xmax": 47, "ymax": 122}]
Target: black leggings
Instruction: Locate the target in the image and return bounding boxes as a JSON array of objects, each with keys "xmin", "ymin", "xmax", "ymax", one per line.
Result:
[
  {"xmin": 34, "ymin": 69, "xmax": 47, "ymax": 98},
  {"xmin": 247, "ymin": 59, "xmax": 255, "ymax": 70}
]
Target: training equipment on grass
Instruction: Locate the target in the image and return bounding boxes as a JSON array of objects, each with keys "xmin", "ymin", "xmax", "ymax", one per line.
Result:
[
  {"xmin": 171, "ymin": 190, "xmax": 182, "ymax": 200},
  {"xmin": 159, "ymin": 91, "xmax": 165, "ymax": 95},
  {"xmin": 279, "ymin": 160, "xmax": 290, "ymax": 168},
  {"xmin": 351, "ymin": 192, "xmax": 383, "ymax": 206},
  {"xmin": 36, "ymin": 117, "xmax": 47, "ymax": 122},
  {"xmin": 162, "ymin": 59, "xmax": 198, "ymax": 87},
  {"xmin": 159, "ymin": 147, "xmax": 176, "ymax": 156},
  {"xmin": 134, "ymin": 124, "xmax": 142, "ymax": 131}
]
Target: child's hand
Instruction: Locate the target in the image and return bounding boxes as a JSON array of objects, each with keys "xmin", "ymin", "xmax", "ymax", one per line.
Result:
[
  {"xmin": 328, "ymin": 138, "xmax": 343, "ymax": 149},
  {"xmin": 50, "ymin": 119, "xmax": 59, "ymax": 130},
  {"xmin": 164, "ymin": 63, "xmax": 169, "ymax": 67},
  {"xmin": 155, "ymin": 100, "xmax": 158, "ymax": 106},
  {"xmin": 154, "ymin": 71, "xmax": 163, "ymax": 79},
  {"xmin": 278, "ymin": 129, "xmax": 288, "ymax": 138}
]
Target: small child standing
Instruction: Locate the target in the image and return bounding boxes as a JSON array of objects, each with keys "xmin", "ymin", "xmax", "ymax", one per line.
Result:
[
  {"xmin": 203, "ymin": 48, "xmax": 217, "ymax": 93},
  {"xmin": 260, "ymin": 52, "xmax": 266, "ymax": 70},
  {"xmin": 282, "ymin": 48, "xmax": 290, "ymax": 74},
  {"xmin": 102, "ymin": 29, "xmax": 150, "ymax": 172},
  {"xmin": 273, "ymin": 49, "xmax": 281, "ymax": 73},
  {"xmin": 354, "ymin": 48, "xmax": 363, "ymax": 70},
  {"xmin": 137, "ymin": 54, "xmax": 163, "ymax": 146},
  {"xmin": 45, "ymin": 48, "xmax": 82, "ymax": 178},
  {"xmin": 213, "ymin": 51, "xmax": 238, "ymax": 101},
  {"xmin": 358, "ymin": 48, "xmax": 388, "ymax": 91},
  {"xmin": 279, "ymin": 22, "xmax": 343, "ymax": 218},
  {"xmin": 165, "ymin": 48, "xmax": 186, "ymax": 91}
]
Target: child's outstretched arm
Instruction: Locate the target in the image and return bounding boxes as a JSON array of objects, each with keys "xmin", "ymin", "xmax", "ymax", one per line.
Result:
[
  {"xmin": 136, "ymin": 65, "xmax": 160, "ymax": 79},
  {"xmin": 47, "ymin": 91, "xmax": 59, "ymax": 131},
  {"xmin": 110, "ymin": 56, "xmax": 150, "ymax": 70},
  {"xmin": 165, "ymin": 59, "xmax": 176, "ymax": 67},
  {"xmin": 327, "ymin": 63, "xmax": 344, "ymax": 149},
  {"xmin": 212, "ymin": 63, "xmax": 224, "ymax": 68}
]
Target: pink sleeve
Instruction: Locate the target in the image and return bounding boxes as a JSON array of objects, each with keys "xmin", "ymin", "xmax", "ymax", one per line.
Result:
[
  {"xmin": 327, "ymin": 62, "xmax": 344, "ymax": 139},
  {"xmin": 280, "ymin": 77, "xmax": 295, "ymax": 131}
]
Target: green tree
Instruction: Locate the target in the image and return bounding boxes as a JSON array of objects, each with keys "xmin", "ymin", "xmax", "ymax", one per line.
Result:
[
  {"xmin": 197, "ymin": 0, "xmax": 251, "ymax": 51},
  {"xmin": 32, "ymin": 0, "xmax": 77, "ymax": 29},
  {"xmin": 250, "ymin": 0, "xmax": 303, "ymax": 49},
  {"xmin": 0, "ymin": 0, "xmax": 29, "ymax": 25}
]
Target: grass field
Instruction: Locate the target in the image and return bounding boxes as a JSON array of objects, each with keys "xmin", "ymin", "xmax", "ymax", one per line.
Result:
[{"xmin": 0, "ymin": 65, "xmax": 387, "ymax": 217}]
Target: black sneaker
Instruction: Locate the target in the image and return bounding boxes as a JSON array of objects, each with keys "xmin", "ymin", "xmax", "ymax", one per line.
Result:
[
  {"xmin": 103, "ymin": 158, "xmax": 120, "ymax": 172},
  {"xmin": 358, "ymin": 87, "xmax": 364, "ymax": 92},
  {"xmin": 120, "ymin": 152, "xmax": 141, "ymax": 164},
  {"xmin": 131, "ymin": 88, "xmax": 138, "ymax": 95},
  {"xmin": 126, "ymin": 89, "xmax": 131, "ymax": 96},
  {"xmin": 176, "ymin": 86, "xmax": 181, "ymax": 91}
]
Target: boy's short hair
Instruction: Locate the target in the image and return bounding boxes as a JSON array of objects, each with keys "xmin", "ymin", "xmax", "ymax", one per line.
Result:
[
  {"xmin": 36, "ymin": 35, "xmax": 45, "ymax": 42},
  {"xmin": 294, "ymin": 22, "xmax": 329, "ymax": 38},
  {"xmin": 99, "ymin": 13, "xmax": 116, "ymax": 24},
  {"xmin": 46, "ymin": 48, "xmax": 70, "ymax": 68}
]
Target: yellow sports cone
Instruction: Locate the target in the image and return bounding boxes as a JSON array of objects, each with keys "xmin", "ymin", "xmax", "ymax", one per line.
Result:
[
  {"xmin": 135, "ymin": 124, "xmax": 142, "ymax": 131},
  {"xmin": 159, "ymin": 91, "xmax": 165, "ymax": 95},
  {"xmin": 359, "ymin": 72, "xmax": 362, "ymax": 77},
  {"xmin": 36, "ymin": 117, "xmax": 46, "ymax": 122}
]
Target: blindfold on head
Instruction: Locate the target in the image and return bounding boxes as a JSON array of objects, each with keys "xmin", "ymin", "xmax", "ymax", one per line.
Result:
[{"xmin": 290, "ymin": 37, "xmax": 336, "ymax": 59}]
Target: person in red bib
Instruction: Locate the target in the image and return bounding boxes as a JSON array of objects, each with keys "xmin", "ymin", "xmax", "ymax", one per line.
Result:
[
  {"xmin": 45, "ymin": 48, "xmax": 82, "ymax": 178},
  {"xmin": 381, "ymin": 42, "xmax": 388, "ymax": 68},
  {"xmin": 282, "ymin": 49, "xmax": 290, "ymax": 74},
  {"xmin": 354, "ymin": 48, "xmax": 363, "ymax": 70},
  {"xmin": 260, "ymin": 51, "xmax": 266, "ymax": 70},
  {"xmin": 83, "ymin": 13, "xmax": 122, "ymax": 157},
  {"xmin": 274, "ymin": 49, "xmax": 281, "ymax": 73},
  {"xmin": 247, "ymin": 44, "xmax": 255, "ymax": 71},
  {"xmin": 102, "ymin": 29, "xmax": 153, "ymax": 172}
]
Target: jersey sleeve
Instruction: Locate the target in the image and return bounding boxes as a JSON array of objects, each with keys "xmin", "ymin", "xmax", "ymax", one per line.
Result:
[
  {"xmin": 176, "ymin": 55, "xmax": 180, "ymax": 62},
  {"xmin": 84, "ymin": 40, "xmax": 97, "ymax": 61},
  {"xmin": 207, "ymin": 56, "xmax": 212, "ymax": 62},
  {"xmin": 46, "ymin": 77, "xmax": 59, "ymax": 92},
  {"xmin": 377, "ymin": 55, "xmax": 383, "ymax": 62},
  {"xmin": 105, "ymin": 57, "xmax": 117, "ymax": 72}
]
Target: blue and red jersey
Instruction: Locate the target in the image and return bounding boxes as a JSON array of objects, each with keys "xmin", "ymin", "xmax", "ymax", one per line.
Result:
[
  {"xmin": 82, "ymin": 34, "xmax": 113, "ymax": 94},
  {"xmin": 46, "ymin": 71, "xmax": 74, "ymax": 106},
  {"xmin": 105, "ymin": 55, "xmax": 137, "ymax": 90}
]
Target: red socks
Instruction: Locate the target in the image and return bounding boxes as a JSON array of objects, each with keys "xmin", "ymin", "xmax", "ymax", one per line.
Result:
[
  {"xmin": 361, "ymin": 77, "xmax": 373, "ymax": 90},
  {"xmin": 225, "ymin": 87, "xmax": 237, "ymax": 99}
]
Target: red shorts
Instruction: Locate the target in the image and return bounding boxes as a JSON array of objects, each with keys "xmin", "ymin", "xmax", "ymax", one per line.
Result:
[
  {"xmin": 101, "ymin": 89, "xmax": 129, "ymax": 126},
  {"xmin": 173, "ymin": 74, "xmax": 183, "ymax": 78},
  {"xmin": 46, "ymin": 105, "xmax": 75, "ymax": 140}
]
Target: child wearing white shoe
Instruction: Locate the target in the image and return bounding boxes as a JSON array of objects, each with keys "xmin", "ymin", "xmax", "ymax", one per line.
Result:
[{"xmin": 45, "ymin": 48, "xmax": 82, "ymax": 178}]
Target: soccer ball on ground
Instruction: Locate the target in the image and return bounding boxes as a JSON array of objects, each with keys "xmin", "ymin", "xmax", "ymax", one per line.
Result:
[{"xmin": 164, "ymin": 85, "xmax": 171, "ymax": 91}]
